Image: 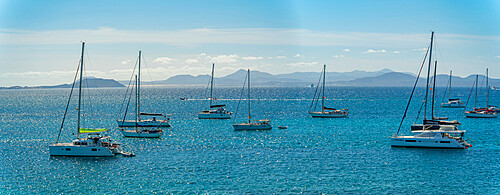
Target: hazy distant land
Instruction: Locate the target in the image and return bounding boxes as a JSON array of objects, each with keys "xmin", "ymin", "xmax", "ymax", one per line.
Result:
[{"xmin": 2, "ymin": 69, "xmax": 499, "ymax": 89}]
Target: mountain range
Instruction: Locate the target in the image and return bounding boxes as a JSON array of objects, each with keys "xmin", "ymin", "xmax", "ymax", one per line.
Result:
[{"xmin": 2, "ymin": 69, "xmax": 500, "ymax": 89}]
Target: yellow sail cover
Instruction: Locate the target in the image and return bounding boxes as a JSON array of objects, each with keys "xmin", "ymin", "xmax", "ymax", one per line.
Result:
[{"xmin": 79, "ymin": 128, "xmax": 107, "ymax": 133}]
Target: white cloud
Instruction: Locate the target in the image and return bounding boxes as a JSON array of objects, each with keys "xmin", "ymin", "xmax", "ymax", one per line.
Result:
[
  {"xmin": 362, "ymin": 49, "xmax": 387, "ymax": 54},
  {"xmin": 200, "ymin": 53, "xmax": 207, "ymax": 56},
  {"xmin": 343, "ymin": 49, "xmax": 351, "ymax": 52},
  {"xmin": 333, "ymin": 55, "xmax": 345, "ymax": 58},
  {"xmin": 496, "ymin": 55, "xmax": 500, "ymax": 58},
  {"xmin": 294, "ymin": 53, "xmax": 303, "ymax": 58},
  {"xmin": 287, "ymin": 61, "xmax": 318, "ymax": 67},
  {"xmin": 209, "ymin": 54, "xmax": 238, "ymax": 63},
  {"xmin": 242, "ymin": 56, "xmax": 264, "ymax": 60},
  {"xmin": 121, "ymin": 59, "xmax": 132, "ymax": 65},
  {"xmin": 393, "ymin": 51, "xmax": 400, "ymax": 54},
  {"xmin": 153, "ymin": 57, "xmax": 177, "ymax": 64},
  {"xmin": 185, "ymin": 59, "xmax": 199, "ymax": 64},
  {"xmin": 413, "ymin": 48, "xmax": 427, "ymax": 51},
  {"xmin": 275, "ymin": 56, "xmax": 286, "ymax": 59}
]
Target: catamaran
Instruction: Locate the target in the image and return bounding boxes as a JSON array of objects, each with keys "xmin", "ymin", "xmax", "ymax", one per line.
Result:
[
  {"xmin": 117, "ymin": 51, "xmax": 171, "ymax": 129},
  {"xmin": 391, "ymin": 32, "xmax": 471, "ymax": 149},
  {"xmin": 49, "ymin": 42, "xmax": 133, "ymax": 157},
  {"xmin": 464, "ymin": 69, "xmax": 498, "ymax": 118},
  {"xmin": 441, "ymin": 70, "xmax": 465, "ymax": 108},
  {"xmin": 232, "ymin": 69, "xmax": 272, "ymax": 131},
  {"xmin": 308, "ymin": 64, "xmax": 348, "ymax": 118},
  {"xmin": 198, "ymin": 63, "xmax": 232, "ymax": 119}
]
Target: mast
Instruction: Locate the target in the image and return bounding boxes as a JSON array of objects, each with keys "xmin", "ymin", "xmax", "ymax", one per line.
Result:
[
  {"xmin": 474, "ymin": 75, "xmax": 478, "ymax": 109},
  {"xmin": 209, "ymin": 63, "xmax": 215, "ymax": 107},
  {"xmin": 247, "ymin": 69, "xmax": 251, "ymax": 123},
  {"xmin": 424, "ymin": 31, "xmax": 434, "ymax": 120},
  {"xmin": 431, "ymin": 61, "xmax": 437, "ymax": 119},
  {"xmin": 135, "ymin": 75, "xmax": 138, "ymax": 123},
  {"xmin": 321, "ymin": 64, "xmax": 326, "ymax": 113},
  {"xmin": 448, "ymin": 70, "xmax": 452, "ymax": 98},
  {"xmin": 486, "ymin": 68, "xmax": 489, "ymax": 108},
  {"xmin": 137, "ymin": 51, "xmax": 141, "ymax": 121},
  {"xmin": 77, "ymin": 42, "xmax": 85, "ymax": 139}
]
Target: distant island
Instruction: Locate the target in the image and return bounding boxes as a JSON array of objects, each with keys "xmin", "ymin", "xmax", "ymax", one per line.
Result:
[
  {"xmin": 0, "ymin": 77, "xmax": 125, "ymax": 89},
  {"xmin": 2, "ymin": 69, "xmax": 499, "ymax": 89}
]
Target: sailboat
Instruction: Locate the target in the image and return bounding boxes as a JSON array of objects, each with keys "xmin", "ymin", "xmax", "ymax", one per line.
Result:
[
  {"xmin": 117, "ymin": 51, "xmax": 171, "ymax": 129},
  {"xmin": 49, "ymin": 42, "xmax": 132, "ymax": 157},
  {"xmin": 391, "ymin": 32, "xmax": 471, "ymax": 149},
  {"xmin": 308, "ymin": 65, "xmax": 348, "ymax": 118},
  {"xmin": 232, "ymin": 69, "xmax": 272, "ymax": 131},
  {"xmin": 198, "ymin": 63, "xmax": 232, "ymax": 119},
  {"xmin": 464, "ymin": 69, "xmax": 498, "ymax": 118},
  {"xmin": 441, "ymin": 70, "xmax": 465, "ymax": 108}
]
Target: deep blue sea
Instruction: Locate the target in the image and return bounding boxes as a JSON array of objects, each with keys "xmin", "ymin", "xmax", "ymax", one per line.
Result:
[{"xmin": 1, "ymin": 86, "xmax": 499, "ymax": 194}]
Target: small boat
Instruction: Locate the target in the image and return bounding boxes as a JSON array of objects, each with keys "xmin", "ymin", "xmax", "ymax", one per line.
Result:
[
  {"xmin": 391, "ymin": 32, "xmax": 470, "ymax": 149},
  {"xmin": 117, "ymin": 51, "xmax": 171, "ymax": 132},
  {"xmin": 308, "ymin": 65, "xmax": 348, "ymax": 118},
  {"xmin": 232, "ymin": 69, "xmax": 272, "ymax": 131},
  {"xmin": 464, "ymin": 70, "xmax": 498, "ymax": 118},
  {"xmin": 49, "ymin": 42, "xmax": 129, "ymax": 157},
  {"xmin": 120, "ymin": 128, "xmax": 162, "ymax": 138},
  {"xmin": 198, "ymin": 63, "xmax": 232, "ymax": 119},
  {"xmin": 441, "ymin": 71, "xmax": 465, "ymax": 108},
  {"xmin": 278, "ymin": 126, "xmax": 288, "ymax": 129},
  {"xmin": 180, "ymin": 97, "xmax": 188, "ymax": 101}
]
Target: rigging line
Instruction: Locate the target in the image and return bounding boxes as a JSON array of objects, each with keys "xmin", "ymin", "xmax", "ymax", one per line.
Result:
[
  {"xmin": 122, "ymin": 77, "xmax": 136, "ymax": 124},
  {"xmin": 118, "ymin": 56, "xmax": 139, "ymax": 119},
  {"xmin": 396, "ymin": 44, "xmax": 430, "ymax": 135},
  {"xmin": 464, "ymin": 77, "xmax": 476, "ymax": 112},
  {"xmin": 309, "ymin": 68, "xmax": 323, "ymax": 112},
  {"xmin": 441, "ymin": 71, "xmax": 451, "ymax": 102},
  {"xmin": 200, "ymin": 67, "xmax": 212, "ymax": 112},
  {"xmin": 233, "ymin": 72, "xmax": 248, "ymax": 123},
  {"xmin": 55, "ymin": 60, "xmax": 81, "ymax": 143}
]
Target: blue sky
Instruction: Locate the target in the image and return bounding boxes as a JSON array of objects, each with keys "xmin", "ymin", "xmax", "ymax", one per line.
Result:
[{"xmin": 1, "ymin": 0, "xmax": 499, "ymax": 86}]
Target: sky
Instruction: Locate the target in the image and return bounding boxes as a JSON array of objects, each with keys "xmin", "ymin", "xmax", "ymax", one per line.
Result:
[{"xmin": 0, "ymin": 0, "xmax": 499, "ymax": 86}]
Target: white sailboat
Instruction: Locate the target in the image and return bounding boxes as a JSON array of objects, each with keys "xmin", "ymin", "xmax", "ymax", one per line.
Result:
[
  {"xmin": 464, "ymin": 69, "xmax": 498, "ymax": 118},
  {"xmin": 441, "ymin": 70, "xmax": 465, "ymax": 108},
  {"xmin": 308, "ymin": 64, "xmax": 348, "ymax": 118},
  {"xmin": 391, "ymin": 32, "xmax": 471, "ymax": 149},
  {"xmin": 198, "ymin": 63, "xmax": 232, "ymax": 119},
  {"xmin": 117, "ymin": 51, "xmax": 171, "ymax": 130},
  {"xmin": 232, "ymin": 69, "xmax": 272, "ymax": 131},
  {"xmin": 49, "ymin": 42, "xmax": 132, "ymax": 157}
]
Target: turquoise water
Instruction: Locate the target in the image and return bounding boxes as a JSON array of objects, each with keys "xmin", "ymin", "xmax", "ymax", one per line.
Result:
[{"xmin": 1, "ymin": 87, "xmax": 499, "ymax": 193}]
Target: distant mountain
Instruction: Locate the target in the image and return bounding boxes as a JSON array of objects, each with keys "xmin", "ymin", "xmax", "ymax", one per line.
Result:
[
  {"xmin": 142, "ymin": 68, "xmax": 396, "ymax": 86},
  {"xmin": 0, "ymin": 77, "xmax": 125, "ymax": 89}
]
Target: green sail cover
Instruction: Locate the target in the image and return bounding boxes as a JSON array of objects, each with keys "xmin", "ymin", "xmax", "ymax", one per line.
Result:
[{"xmin": 79, "ymin": 128, "xmax": 107, "ymax": 133}]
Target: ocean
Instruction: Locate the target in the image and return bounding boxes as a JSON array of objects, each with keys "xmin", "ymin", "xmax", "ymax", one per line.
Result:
[{"xmin": 1, "ymin": 86, "xmax": 499, "ymax": 194}]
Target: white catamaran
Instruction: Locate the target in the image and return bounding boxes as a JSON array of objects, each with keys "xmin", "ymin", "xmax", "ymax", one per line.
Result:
[
  {"xmin": 49, "ymin": 42, "xmax": 133, "ymax": 157},
  {"xmin": 308, "ymin": 64, "xmax": 348, "ymax": 118},
  {"xmin": 117, "ymin": 51, "xmax": 171, "ymax": 129},
  {"xmin": 232, "ymin": 69, "xmax": 272, "ymax": 131},
  {"xmin": 198, "ymin": 63, "xmax": 232, "ymax": 119},
  {"xmin": 391, "ymin": 32, "xmax": 471, "ymax": 149}
]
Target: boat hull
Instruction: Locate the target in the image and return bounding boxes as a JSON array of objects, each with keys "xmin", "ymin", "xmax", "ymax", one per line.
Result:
[
  {"xmin": 233, "ymin": 123, "xmax": 272, "ymax": 131},
  {"xmin": 464, "ymin": 112, "xmax": 498, "ymax": 118},
  {"xmin": 390, "ymin": 137, "xmax": 466, "ymax": 149},
  {"xmin": 198, "ymin": 113, "xmax": 231, "ymax": 119},
  {"xmin": 117, "ymin": 120, "xmax": 171, "ymax": 127},
  {"xmin": 120, "ymin": 129, "xmax": 162, "ymax": 138},
  {"xmin": 49, "ymin": 144, "xmax": 115, "ymax": 157},
  {"xmin": 309, "ymin": 111, "xmax": 348, "ymax": 118}
]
